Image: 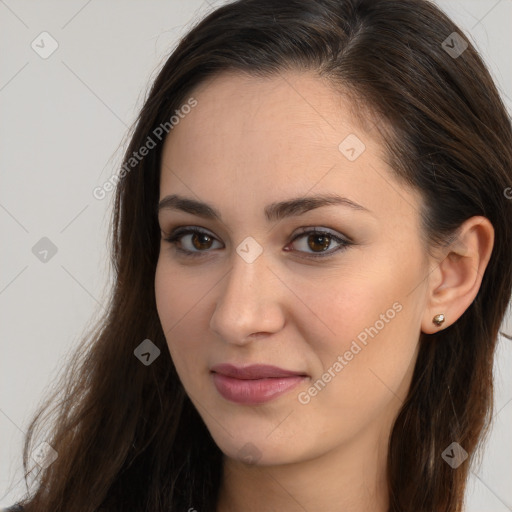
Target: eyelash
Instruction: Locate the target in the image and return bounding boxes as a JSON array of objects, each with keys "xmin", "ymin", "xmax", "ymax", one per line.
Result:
[{"xmin": 163, "ymin": 226, "xmax": 353, "ymax": 260}]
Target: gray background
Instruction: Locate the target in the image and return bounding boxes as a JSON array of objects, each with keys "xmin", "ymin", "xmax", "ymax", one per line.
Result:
[{"xmin": 1, "ymin": 0, "xmax": 511, "ymax": 510}]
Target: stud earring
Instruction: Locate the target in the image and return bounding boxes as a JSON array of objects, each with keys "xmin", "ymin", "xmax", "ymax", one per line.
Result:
[{"xmin": 432, "ymin": 313, "xmax": 445, "ymax": 326}]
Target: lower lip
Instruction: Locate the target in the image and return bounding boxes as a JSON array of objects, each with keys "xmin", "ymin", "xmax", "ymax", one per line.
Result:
[{"xmin": 211, "ymin": 373, "xmax": 307, "ymax": 404}]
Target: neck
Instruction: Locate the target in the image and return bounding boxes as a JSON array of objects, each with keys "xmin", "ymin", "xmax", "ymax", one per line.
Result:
[{"xmin": 215, "ymin": 422, "xmax": 391, "ymax": 512}]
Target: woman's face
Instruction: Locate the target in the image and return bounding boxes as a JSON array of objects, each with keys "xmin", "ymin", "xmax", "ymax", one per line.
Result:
[{"xmin": 155, "ymin": 70, "xmax": 432, "ymax": 465}]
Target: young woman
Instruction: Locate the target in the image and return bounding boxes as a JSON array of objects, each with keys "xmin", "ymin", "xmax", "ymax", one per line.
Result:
[{"xmin": 6, "ymin": 0, "xmax": 512, "ymax": 511}]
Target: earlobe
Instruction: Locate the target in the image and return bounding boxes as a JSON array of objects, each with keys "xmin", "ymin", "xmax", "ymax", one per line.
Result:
[{"xmin": 421, "ymin": 216, "xmax": 494, "ymax": 334}]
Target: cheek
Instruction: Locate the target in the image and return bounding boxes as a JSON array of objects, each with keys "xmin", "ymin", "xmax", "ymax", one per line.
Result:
[
  {"xmin": 155, "ymin": 261, "xmax": 192, "ymax": 370},
  {"xmin": 296, "ymin": 255, "xmax": 423, "ymax": 424},
  {"xmin": 154, "ymin": 259, "xmax": 173, "ymax": 335},
  {"xmin": 155, "ymin": 257, "xmax": 204, "ymax": 334},
  {"xmin": 154, "ymin": 258, "xmax": 213, "ymax": 386}
]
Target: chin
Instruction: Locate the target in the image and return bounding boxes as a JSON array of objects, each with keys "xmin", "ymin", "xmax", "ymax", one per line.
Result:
[{"xmin": 205, "ymin": 423, "xmax": 304, "ymax": 466}]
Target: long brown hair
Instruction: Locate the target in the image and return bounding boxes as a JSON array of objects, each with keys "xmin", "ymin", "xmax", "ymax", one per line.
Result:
[{"xmin": 15, "ymin": 1, "xmax": 512, "ymax": 511}]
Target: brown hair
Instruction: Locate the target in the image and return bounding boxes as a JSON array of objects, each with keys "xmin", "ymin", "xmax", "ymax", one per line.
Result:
[{"xmin": 15, "ymin": 0, "xmax": 512, "ymax": 511}]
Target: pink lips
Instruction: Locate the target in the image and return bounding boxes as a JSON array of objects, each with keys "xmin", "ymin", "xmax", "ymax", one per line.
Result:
[{"xmin": 210, "ymin": 363, "xmax": 308, "ymax": 404}]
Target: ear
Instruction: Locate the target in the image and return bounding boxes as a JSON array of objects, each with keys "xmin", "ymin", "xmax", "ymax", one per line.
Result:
[{"xmin": 421, "ymin": 216, "xmax": 494, "ymax": 334}]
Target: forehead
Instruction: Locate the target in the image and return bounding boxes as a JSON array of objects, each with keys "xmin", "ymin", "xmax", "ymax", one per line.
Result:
[
  {"xmin": 159, "ymin": 70, "xmax": 421, "ymax": 224},
  {"xmin": 166, "ymin": 70, "xmax": 368, "ymax": 153}
]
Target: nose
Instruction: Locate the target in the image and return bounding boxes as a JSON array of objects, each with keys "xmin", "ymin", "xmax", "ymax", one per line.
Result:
[{"xmin": 209, "ymin": 249, "xmax": 286, "ymax": 346}]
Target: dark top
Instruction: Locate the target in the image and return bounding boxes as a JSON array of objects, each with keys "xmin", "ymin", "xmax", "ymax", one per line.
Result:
[{"xmin": 2, "ymin": 506, "xmax": 24, "ymax": 512}]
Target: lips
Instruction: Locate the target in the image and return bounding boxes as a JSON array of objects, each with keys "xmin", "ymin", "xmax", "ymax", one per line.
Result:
[
  {"xmin": 210, "ymin": 363, "xmax": 309, "ymax": 404},
  {"xmin": 210, "ymin": 363, "xmax": 307, "ymax": 379}
]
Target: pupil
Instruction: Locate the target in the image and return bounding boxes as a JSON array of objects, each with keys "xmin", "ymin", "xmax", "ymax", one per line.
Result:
[
  {"xmin": 309, "ymin": 234, "xmax": 330, "ymax": 252},
  {"xmin": 194, "ymin": 233, "xmax": 211, "ymax": 250}
]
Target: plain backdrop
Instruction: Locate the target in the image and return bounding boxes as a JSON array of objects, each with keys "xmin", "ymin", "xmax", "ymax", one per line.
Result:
[{"xmin": 1, "ymin": 0, "xmax": 511, "ymax": 510}]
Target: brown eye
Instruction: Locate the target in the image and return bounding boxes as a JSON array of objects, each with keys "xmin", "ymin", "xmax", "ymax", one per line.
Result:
[
  {"xmin": 164, "ymin": 228, "xmax": 222, "ymax": 257},
  {"xmin": 190, "ymin": 232, "xmax": 215, "ymax": 251},
  {"xmin": 306, "ymin": 233, "xmax": 331, "ymax": 253},
  {"xmin": 287, "ymin": 228, "xmax": 351, "ymax": 258},
  {"xmin": 164, "ymin": 226, "xmax": 352, "ymax": 259}
]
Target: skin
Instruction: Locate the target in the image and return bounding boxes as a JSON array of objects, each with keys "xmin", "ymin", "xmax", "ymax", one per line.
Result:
[{"xmin": 154, "ymin": 70, "xmax": 494, "ymax": 512}]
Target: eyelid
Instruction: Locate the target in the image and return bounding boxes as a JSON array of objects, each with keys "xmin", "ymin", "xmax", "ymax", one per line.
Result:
[
  {"xmin": 162, "ymin": 225, "xmax": 353, "ymax": 259},
  {"xmin": 292, "ymin": 225, "xmax": 354, "ymax": 243}
]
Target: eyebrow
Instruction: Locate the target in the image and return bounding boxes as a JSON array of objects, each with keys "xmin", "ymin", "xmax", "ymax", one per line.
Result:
[{"xmin": 157, "ymin": 193, "xmax": 371, "ymax": 223}]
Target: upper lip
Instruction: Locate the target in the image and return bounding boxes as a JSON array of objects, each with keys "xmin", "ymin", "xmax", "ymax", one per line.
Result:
[{"xmin": 211, "ymin": 363, "xmax": 308, "ymax": 380}]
